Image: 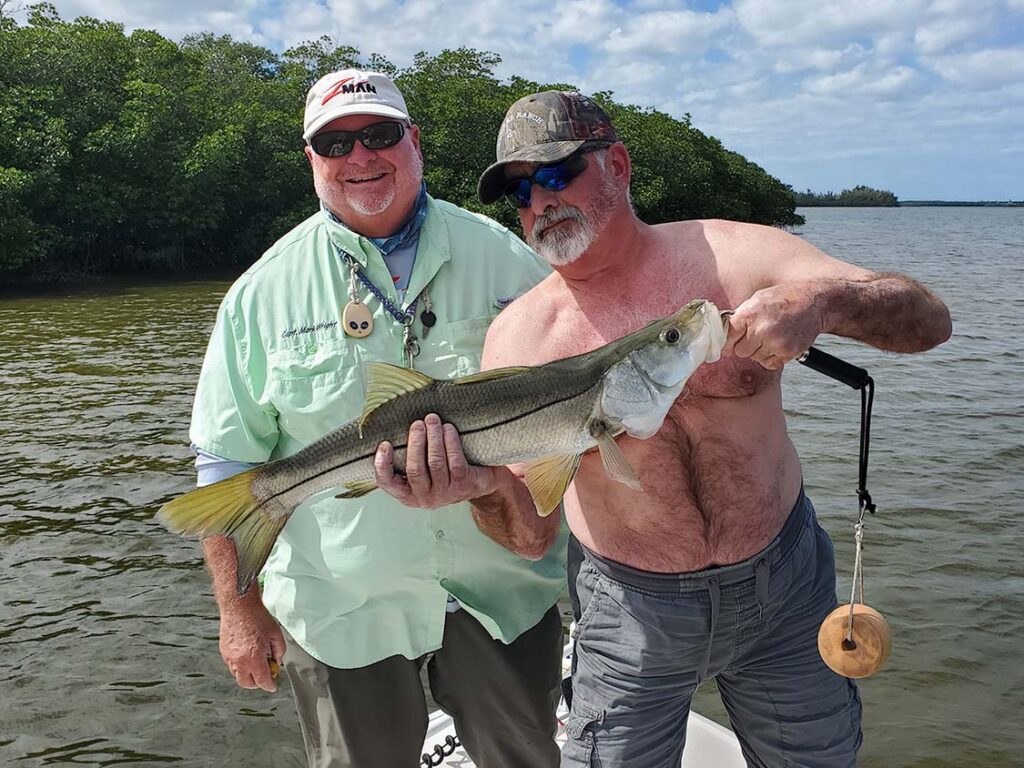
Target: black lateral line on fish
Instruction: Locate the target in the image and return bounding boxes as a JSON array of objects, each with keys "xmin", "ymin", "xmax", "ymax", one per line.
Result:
[{"xmin": 260, "ymin": 382, "xmax": 595, "ymax": 504}]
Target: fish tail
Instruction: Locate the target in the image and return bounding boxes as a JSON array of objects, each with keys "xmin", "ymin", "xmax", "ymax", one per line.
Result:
[{"xmin": 156, "ymin": 470, "xmax": 287, "ymax": 596}]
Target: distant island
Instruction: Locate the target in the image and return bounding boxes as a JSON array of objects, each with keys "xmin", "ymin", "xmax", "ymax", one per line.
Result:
[
  {"xmin": 792, "ymin": 186, "xmax": 1023, "ymax": 207},
  {"xmin": 792, "ymin": 186, "xmax": 898, "ymax": 207},
  {"xmin": 900, "ymin": 200, "xmax": 1024, "ymax": 207}
]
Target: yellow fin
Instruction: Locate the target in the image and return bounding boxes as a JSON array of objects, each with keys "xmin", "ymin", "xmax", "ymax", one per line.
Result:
[
  {"xmin": 155, "ymin": 469, "xmax": 287, "ymax": 596},
  {"xmin": 360, "ymin": 362, "xmax": 435, "ymax": 434},
  {"xmin": 452, "ymin": 366, "xmax": 532, "ymax": 385},
  {"xmin": 335, "ymin": 480, "xmax": 378, "ymax": 499},
  {"xmin": 593, "ymin": 429, "xmax": 642, "ymax": 491},
  {"xmin": 523, "ymin": 453, "xmax": 584, "ymax": 517}
]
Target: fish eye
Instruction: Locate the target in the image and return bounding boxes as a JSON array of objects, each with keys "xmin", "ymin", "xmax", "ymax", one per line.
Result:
[{"xmin": 664, "ymin": 328, "xmax": 681, "ymax": 344}]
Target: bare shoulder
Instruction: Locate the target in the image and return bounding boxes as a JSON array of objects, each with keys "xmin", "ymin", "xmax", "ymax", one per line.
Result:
[
  {"xmin": 649, "ymin": 218, "xmax": 794, "ymax": 263},
  {"xmin": 685, "ymin": 218, "xmax": 873, "ymax": 286},
  {"xmin": 697, "ymin": 218, "xmax": 803, "ymax": 253},
  {"xmin": 482, "ymin": 275, "xmax": 563, "ymax": 369}
]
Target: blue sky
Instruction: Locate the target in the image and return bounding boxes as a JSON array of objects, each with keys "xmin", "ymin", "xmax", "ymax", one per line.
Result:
[{"xmin": 27, "ymin": 0, "xmax": 1024, "ymax": 200}]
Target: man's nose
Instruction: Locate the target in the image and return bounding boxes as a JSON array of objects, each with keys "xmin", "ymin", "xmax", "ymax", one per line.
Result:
[
  {"xmin": 344, "ymin": 139, "xmax": 378, "ymax": 165},
  {"xmin": 529, "ymin": 184, "xmax": 559, "ymax": 215}
]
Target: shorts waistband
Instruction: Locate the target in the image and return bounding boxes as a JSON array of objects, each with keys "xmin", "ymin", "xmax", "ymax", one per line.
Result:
[{"xmin": 581, "ymin": 486, "xmax": 811, "ymax": 593}]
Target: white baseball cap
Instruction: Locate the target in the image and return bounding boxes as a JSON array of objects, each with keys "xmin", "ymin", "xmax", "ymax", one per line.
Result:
[{"xmin": 302, "ymin": 69, "xmax": 410, "ymax": 141}]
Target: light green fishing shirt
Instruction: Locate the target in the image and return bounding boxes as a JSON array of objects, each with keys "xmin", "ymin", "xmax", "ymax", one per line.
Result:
[{"xmin": 190, "ymin": 197, "xmax": 567, "ymax": 669}]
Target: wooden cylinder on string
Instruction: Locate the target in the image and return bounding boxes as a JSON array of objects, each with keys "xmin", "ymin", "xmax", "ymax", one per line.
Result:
[{"xmin": 818, "ymin": 603, "xmax": 892, "ymax": 678}]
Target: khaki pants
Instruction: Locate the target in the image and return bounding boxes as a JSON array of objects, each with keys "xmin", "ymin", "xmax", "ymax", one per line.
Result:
[{"xmin": 283, "ymin": 605, "xmax": 564, "ymax": 768}]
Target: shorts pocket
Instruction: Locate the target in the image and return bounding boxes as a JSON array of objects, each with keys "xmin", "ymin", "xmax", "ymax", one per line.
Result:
[
  {"xmin": 564, "ymin": 697, "xmax": 604, "ymax": 767},
  {"xmin": 572, "ymin": 561, "xmax": 608, "ymax": 640}
]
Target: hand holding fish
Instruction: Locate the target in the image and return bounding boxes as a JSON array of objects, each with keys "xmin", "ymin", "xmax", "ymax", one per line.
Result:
[
  {"xmin": 723, "ymin": 284, "xmax": 826, "ymax": 370},
  {"xmin": 374, "ymin": 413, "xmax": 498, "ymax": 509}
]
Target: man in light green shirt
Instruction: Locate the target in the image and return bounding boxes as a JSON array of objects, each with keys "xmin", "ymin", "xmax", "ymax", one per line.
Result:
[{"xmin": 192, "ymin": 69, "xmax": 566, "ymax": 767}]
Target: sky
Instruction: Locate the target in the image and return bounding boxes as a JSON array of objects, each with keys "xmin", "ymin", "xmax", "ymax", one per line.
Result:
[{"xmin": 20, "ymin": 0, "xmax": 1024, "ymax": 201}]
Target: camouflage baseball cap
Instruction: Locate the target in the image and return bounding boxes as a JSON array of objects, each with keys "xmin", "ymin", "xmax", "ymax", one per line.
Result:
[{"xmin": 477, "ymin": 91, "xmax": 618, "ymax": 204}]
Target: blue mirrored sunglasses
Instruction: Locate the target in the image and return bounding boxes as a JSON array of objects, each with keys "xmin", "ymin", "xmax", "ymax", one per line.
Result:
[{"xmin": 502, "ymin": 151, "xmax": 592, "ymax": 209}]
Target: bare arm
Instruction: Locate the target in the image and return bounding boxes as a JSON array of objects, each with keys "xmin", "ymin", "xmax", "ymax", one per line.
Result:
[
  {"xmin": 203, "ymin": 535, "xmax": 285, "ymax": 692},
  {"xmin": 470, "ymin": 466, "xmax": 560, "ymax": 560},
  {"xmin": 818, "ymin": 272, "xmax": 952, "ymax": 352},
  {"xmin": 721, "ymin": 224, "xmax": 952, "ymax": 367}
]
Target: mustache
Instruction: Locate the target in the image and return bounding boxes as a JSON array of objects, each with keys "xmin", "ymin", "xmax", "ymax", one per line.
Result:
[{"xmin": 531, "ymin": 205, "xmax": 585, "ymax": 241}]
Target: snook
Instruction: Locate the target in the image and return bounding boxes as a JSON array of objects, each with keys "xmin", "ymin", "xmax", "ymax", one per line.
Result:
[{"xmin": 157, "ymin": 300, "xmax": 727, "ymax": 594}]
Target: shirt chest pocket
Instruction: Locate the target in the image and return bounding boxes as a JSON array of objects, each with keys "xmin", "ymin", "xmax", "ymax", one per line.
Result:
[
  {"xmin": 268, "ymin": 339, "xmax": 364, "ymax": 444},
  {"xmin": 441, "ymin": 316, "xmax": 496, "ymax": 377}
]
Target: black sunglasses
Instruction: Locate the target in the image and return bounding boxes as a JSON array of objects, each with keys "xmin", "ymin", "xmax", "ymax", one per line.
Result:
[
  {"xmin": 502, "ymin": 148, "xmax": 599, "ymax": 208},
  {"xmin": 309, "ymin": 121, "xmax": 406, "ymax": 158}
]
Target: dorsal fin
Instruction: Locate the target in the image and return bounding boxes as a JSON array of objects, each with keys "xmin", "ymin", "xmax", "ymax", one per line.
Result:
[
  {"xmin": 452, "ymin": 366, "xmax": 532, "ymax": 385},
  {"xmin": 360, "ymin": 362, "xmax": 435, "ymax": 434}
]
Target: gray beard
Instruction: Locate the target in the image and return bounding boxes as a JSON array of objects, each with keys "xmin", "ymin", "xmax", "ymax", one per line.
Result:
[
  {"xmin": 314, "ymin": 152, "xmax": 423, "ymax": 220},
  {"xmin": 527, "ymin": 177, "xmax": 619, "ymax": 266},
  {"xmin": 529, "ymin": 206, "xmax": 592, "ymax": 266}
]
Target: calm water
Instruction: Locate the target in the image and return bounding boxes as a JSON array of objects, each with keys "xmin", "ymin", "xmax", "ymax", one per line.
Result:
[{"xmin": 1, "ymin": 207, "xmax": 1022, "ymax": 767}]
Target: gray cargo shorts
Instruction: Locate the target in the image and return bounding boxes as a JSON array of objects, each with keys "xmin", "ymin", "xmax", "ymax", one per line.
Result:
[{"xmin": 562, "ymin": 489, "xmax": 863, "ymax": 767}]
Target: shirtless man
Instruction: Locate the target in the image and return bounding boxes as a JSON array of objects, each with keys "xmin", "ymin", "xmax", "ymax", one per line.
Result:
[{"xmin": 470, "ymin": 91, "xmax": 953, "ymax": 767}]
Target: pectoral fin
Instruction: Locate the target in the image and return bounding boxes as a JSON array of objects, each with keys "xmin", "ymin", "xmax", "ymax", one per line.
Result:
[
  {"xmin": 523, "ymin": 453, "xmax": 584, "ymax": 517},
  {"xmin": 593, "ymin": 431, "xmax": 642, "ymax": 491},
  {"xmin": 335, "ymin": 480, "xmax": 378, "ymax": 499}
]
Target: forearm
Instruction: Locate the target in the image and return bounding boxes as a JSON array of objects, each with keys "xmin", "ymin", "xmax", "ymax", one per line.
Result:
[
  {"xmin": 820, "ymin": 273, "xmax": 952, "ymax": 352},
  {"xmin": 470, "ymin": 468, "xmax": 559, "ymax": 560},
  {"xmin": 203, "ymin": 536, "xmax": 265, "ymax": 610}
]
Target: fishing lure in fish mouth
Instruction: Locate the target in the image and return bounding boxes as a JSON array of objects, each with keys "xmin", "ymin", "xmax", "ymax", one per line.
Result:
[{"xmin": 157, "ymin": 299, "xmax": 729, "ymax": 595}]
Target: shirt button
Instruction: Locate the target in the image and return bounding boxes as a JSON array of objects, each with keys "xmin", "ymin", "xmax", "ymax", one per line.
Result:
[{"xmin": 435, "ymin": 530, "xmax": 445, "ymax": 539}]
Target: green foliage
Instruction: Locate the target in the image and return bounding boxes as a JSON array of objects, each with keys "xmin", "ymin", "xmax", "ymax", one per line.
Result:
[
  {"xmin": 792, "ymin": 185, "xmax": 899, "ymax": 207},
  {"xmin": 0, "ymin": 4, "xmax": 804, "ymax": 282}
]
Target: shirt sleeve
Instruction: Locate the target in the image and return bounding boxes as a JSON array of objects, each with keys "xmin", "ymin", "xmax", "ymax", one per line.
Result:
[
  {"xmin": 192, "ymin": 444, "xmax": 260, "ymax": 487},
  {"xmin": 189, "ymin": 288, "xmax": 279, "ymax": 463}
]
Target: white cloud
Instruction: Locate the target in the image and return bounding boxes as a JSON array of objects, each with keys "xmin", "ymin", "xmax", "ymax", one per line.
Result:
[
  {"xmin": 913, "ymin": 2, "xmax": 1001, "ymax": 54},
  {"xmin": 64, "ymin": 0, "xmax": 269, "ymax": 45},
  {"xmin": 733, "ymin": 0, "xmax": 926, "ymax": 48},
  {"xmin": 804, "ymin": 63, "xmax": 924, "ymax": 100},
  {"xmin": 771, "ymin": 44, "xmax": 866, "ymax": 74},
  {"xmin": 603, "ymin": 9, "xmax": 731, "ymax": 56},
  {"xmin": 924, "ymin": 47, "xmax": 1024, "ymax": 88}
]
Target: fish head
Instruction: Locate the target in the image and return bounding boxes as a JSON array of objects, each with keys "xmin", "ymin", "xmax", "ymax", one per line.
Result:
[
  {"xmin": 598, "ymin": 300, "xmax": 728, "ymax": 439},
  {"xmin": 631, "ymin": 300, "xmax": 728, "ymax": 385}
]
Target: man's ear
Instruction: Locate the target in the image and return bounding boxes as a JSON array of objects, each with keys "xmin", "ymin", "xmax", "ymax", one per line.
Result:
[
  {"xmin": 607, "ymin": 143, "xmax": 631, "ymax": 187},
  {"xmin": 303, "ymin": 144, "xmax": 314, "ymax": 166},
  {"xmin": 409, "ymin": 124, "xmax": 424, "ymax": 161}
]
